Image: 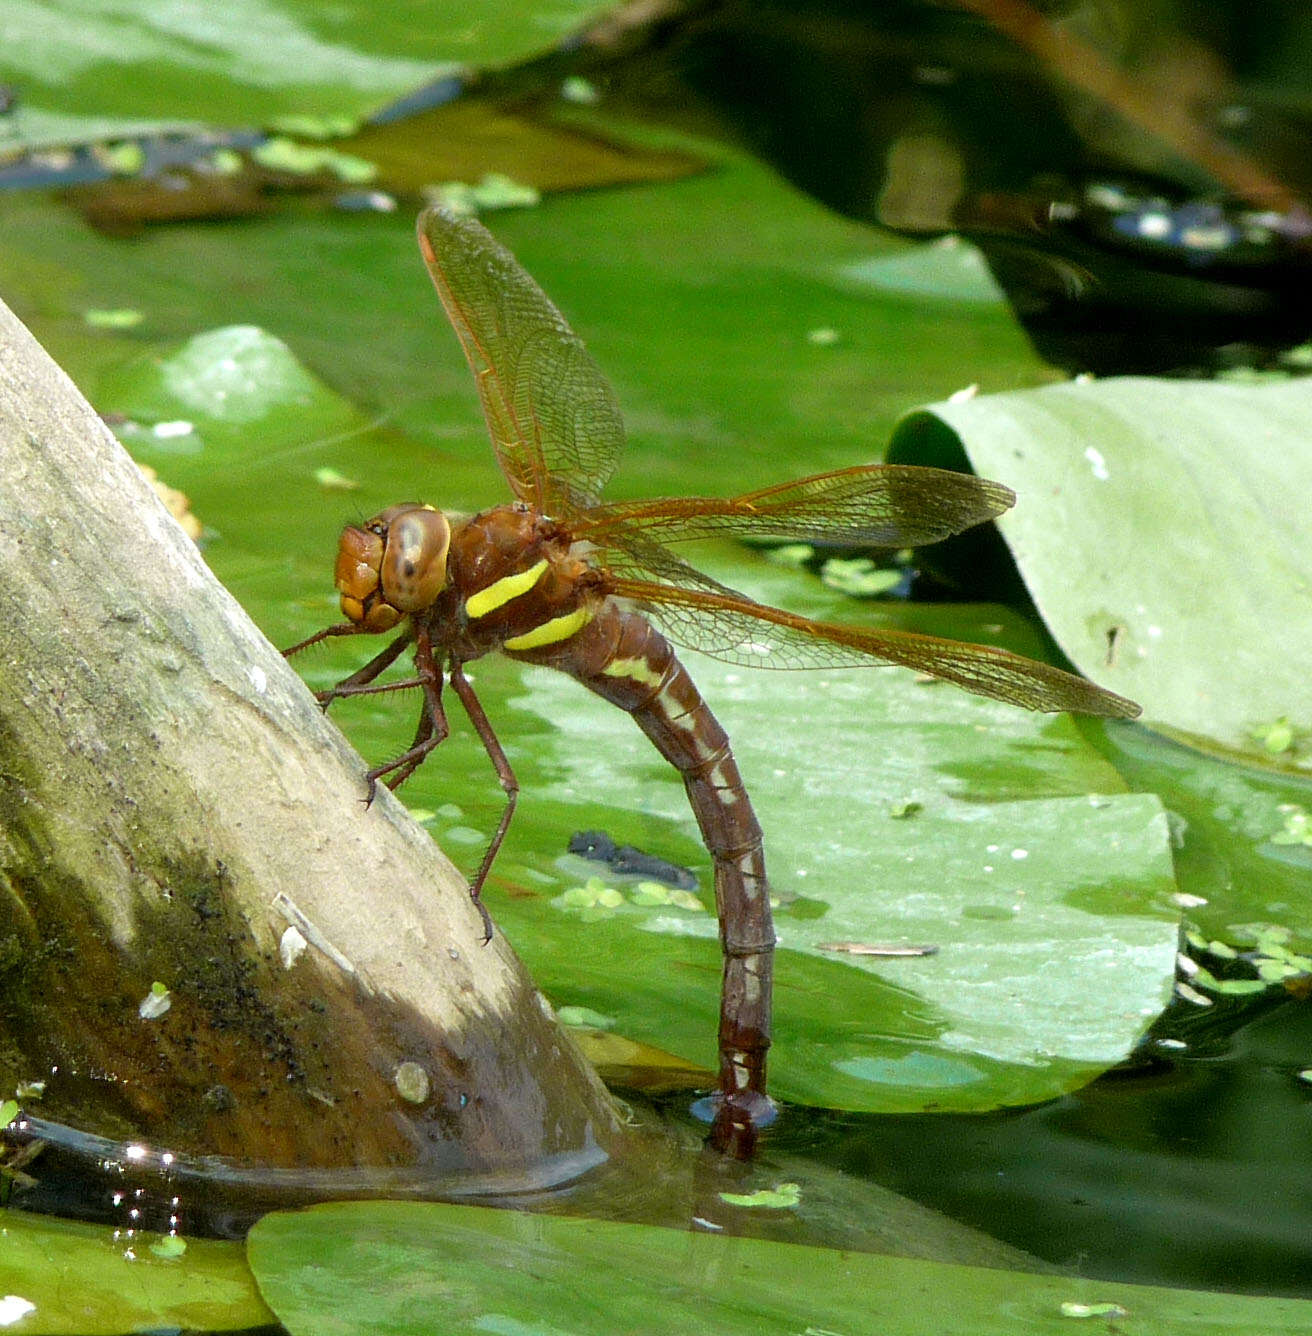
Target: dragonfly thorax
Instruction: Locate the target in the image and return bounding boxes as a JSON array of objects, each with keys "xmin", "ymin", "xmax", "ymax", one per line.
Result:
[{"xmin": 439, "ymin": 505, "xmax": 599, "ymax": 657}]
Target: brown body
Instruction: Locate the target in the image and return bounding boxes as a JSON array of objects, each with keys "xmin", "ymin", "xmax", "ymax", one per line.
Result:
[
  {"xmin": 331, "ymin": 502, "xmax": 774, "ymax": 1115},
  {"xmin": 287, "ymin": 207, "xmax": 1139, "ymax": 1156},
  {"xmin": 475, "ymin": 509, "xmax": 773, "ymax": 1113}
]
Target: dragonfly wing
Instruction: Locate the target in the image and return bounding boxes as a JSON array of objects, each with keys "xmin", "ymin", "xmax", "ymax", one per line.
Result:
[
  {"xmin": 607, "ymin": 577, "xmax": 1140, "ymax": 718},
  {"xmin": 417, "ymin": 207, "xmax": 624, "ymax": 511},
  {"xmin": 576, "ymin": 465, "xmax": 1015, "ymax": 547}
]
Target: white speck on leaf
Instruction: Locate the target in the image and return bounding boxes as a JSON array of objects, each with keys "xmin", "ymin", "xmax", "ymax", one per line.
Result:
[
  {"xmin": 0, "ymin": 1296, "xmax": 36, "ymax": 1325},
  {"xmin": 152, "ymin": 420, "xmax": 195, "ymax": 439}
]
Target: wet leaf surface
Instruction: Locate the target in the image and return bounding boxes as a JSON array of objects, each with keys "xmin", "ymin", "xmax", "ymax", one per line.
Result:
[
  {"xmin": 246, "ymin": 1200, "xmax": 1312, "ymax": 1336},
  {"xmin": 0, "ymin": 1208, "xmax": 270, "ymax": 1334}
]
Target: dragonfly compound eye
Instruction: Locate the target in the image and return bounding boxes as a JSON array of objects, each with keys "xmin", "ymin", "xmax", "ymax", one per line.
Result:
[{"xmin": 380, "ymin": 506, "xmax": 451, "ymax": 613}]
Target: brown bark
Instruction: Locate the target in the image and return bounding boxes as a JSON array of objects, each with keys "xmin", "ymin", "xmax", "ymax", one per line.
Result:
[{"xmin": 0, "ymin": 296, "xmax": 622, "ymax": 1176}]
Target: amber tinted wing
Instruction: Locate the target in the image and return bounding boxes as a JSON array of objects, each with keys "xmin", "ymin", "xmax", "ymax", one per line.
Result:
[
  {"xmin": 607, "ymin": 575, "xmax": 1140, "ymax": 717},
  {"xmin": 575, "ymin": 465, "xmax": 1014, "ymax": 548},
  {"xmin": 417, "ymin": 207, "xmax": 624, "ymax": 511}
]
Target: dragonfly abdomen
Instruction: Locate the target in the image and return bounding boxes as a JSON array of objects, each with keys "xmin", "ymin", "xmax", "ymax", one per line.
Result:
[{"xmin": 516, "ymin": 600, "xmax": 775, "ymax": 1124}]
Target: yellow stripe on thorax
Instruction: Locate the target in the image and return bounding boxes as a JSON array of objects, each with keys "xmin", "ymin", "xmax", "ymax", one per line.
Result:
[
  {"xmin": 465, "ymin": 558, "xmax": 549, "ymax": 619},
  {"xmin": 503, "ymin": 606, "xmax": 593, "ymax": 651}
]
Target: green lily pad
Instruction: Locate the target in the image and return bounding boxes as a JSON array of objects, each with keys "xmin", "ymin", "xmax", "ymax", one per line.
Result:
[
  {"xmin": 0, "ymin": 0, "xmax": 616, "ymax": 146},
  {"xmin": 0, "ymin": 1208, "xmax": 271, "ymax": 1333},
  {"xmin": 246, "ymin": 1200, "xmax": 1312, "ymax": 1336},
  {"xmin": 889, "ymin": 377, "xmax": 1312, "ymax": 769},
  {"xmin": 250, "ymin": 136, "xmax": 378, "ymax": 182},
  {"xmin": 83, "ymin": 307, "xmax": 145, "ymax": 330},
  {"xmin": 1102, "ymin": 722, "xmax": 1312, "ymax": 948},
  {"xmin": 495, "ymin": 601, "xmax": 1177, "ymax": 1113},
  {"xmin": 108, "ymin": 324, "xmax": 361, "ymax": 438}
]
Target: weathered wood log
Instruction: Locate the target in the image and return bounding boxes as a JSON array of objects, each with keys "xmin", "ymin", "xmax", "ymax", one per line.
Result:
[{"xmin": 0, "ymin": 295, "xmax": 622, "ymax": 1176}]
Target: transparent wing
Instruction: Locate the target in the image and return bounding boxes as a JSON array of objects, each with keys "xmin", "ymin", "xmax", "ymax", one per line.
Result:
[
  {"xmin": 576, "ymin": 465, "xmax": 1015, "ymax": 548},
  {"xmin": 417, "ymin": 206, "xmax": 624, "ymax": 511},
  {"xmin": 606, "ymin": 575, "xmax": 1140, "ymax": 718}
]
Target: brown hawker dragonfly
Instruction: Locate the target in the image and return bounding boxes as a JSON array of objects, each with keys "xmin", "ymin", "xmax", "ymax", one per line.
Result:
[{"xmin": 286, "ymin": 206, "xmax": 1139, "ymax": 1152}]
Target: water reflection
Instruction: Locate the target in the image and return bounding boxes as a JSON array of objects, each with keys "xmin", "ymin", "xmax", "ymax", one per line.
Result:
[{"xmin": 787, "ymin": 995, "xmax": 1312, "ymax": 1295}]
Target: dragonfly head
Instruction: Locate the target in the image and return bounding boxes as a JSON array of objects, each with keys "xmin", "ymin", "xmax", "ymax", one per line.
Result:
[{"xmin": 334, "ymin": 504, "xmax": 451, "ymax": 631}]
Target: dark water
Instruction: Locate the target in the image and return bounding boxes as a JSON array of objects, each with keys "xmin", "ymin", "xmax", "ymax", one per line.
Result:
[
  {"xmin": 753, "ymin": 993, "xmax": 1312, "ymax": 1296},
  {"xmin": 595, "ymin": 0, "xmax": 1312, "ymax": 374}
]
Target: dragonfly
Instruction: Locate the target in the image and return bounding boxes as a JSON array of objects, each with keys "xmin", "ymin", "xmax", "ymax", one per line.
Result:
[{"xmin": 286, "ymin": 206, "xmax": 1139, "ymax": 1155}]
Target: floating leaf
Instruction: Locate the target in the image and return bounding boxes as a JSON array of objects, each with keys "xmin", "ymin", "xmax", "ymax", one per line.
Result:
[
  {"xmin": 107, "ymin": 324, "xmax": 360, "ymax": 455},
  {"xmin": 424, "ymin": 171, "xmax": 541, "ymax": 217},
  {"xmin": 1059, "ymin": 1300, "xmax": 1130, "ymax": 1318},
  {"xmin": 819, "ymin": 556, "xmax": 902, "ymax": 596},
  {"xmin": 501, "ymin": 633, "xmax": 1178, "ymax": 1114},
  {"xmin": 890, "ymin": 378, "xmax": 1312, "ymax": 767},
  {"xmin": 556, "ymin": 1005, "xmax": 616, "ymax": 1030},
  {"xmin": 0, "ymin": 1209, "xmax": 269, "ymax": 1333},
  {"xmin": 1212, "ymin": 979, "xmax": 1268, "ymax": 995},
  {"xmin": 560, "ymin": 77, "xmax": 600, "ymax": 106},
  {"xmin": 251, "ymin": 137, "xmax": 377, "ymax": 183},
  {"xmin": 0, "ymin": 2, "xmax": 618, "ymax": 143},
  {"xmin": 1254, "ymin": 719, "xmax": 1296, "ymax": 755},
  {"xmin": 267, "ymin": 114, "xmax": 359, "ymax": 141},
  {"xmin": 718, "ymin": 1182, "xmax": 802, "ymax": 1209},
  {"xmin": 1272, "ymin": 805, "xmax": 1312, "ymax": 847},
  {"xmin": 93, "ymin": 141, "xmax": 145, "ymax": 176},
  {"xmin": 313, "ymin": 466, "xmax": 360, "ymax": 491},
  {"xmin": 247, "ymin": 1201, "xmax": 1312, "ymax": 1336},
  {"xmin": 83, "ymin": 307, "xmax": 143, "ymax": 329}
]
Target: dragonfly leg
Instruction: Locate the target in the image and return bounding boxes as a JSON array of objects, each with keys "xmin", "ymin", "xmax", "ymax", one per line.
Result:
[
  {"xmin": 311, "ymin": 630, "xmax": 414, "ymax": 710},
  {"xmin": 362, "ymin": 627, "xmax": 447, "ymax": 801},
  {"xmin": 370, "ymin": 693, "xmax": 446, "ymax": 796},
  {"xmin": 323, "ymin": 676, "xmax": 425, "ymax": 704},
  {"xmin": 448, "ymin": 661, "xmax": 517, "ymax": 945},
  {"xmin": 281, "ymin": 621, "xmax": 367, "ymax": 657}
]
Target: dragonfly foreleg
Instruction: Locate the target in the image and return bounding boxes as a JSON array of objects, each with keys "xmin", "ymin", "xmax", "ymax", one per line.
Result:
[
  {"xmin": 312, "ymin": 630, "xmax": 413, "ymax": 710},
  {"xmin": 448, "ymin": 661, "xmax": 517, "ymax": 945},
  {"xmin": 281, "ymin": 621, "xmax": 368, "ymax": 657}
]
